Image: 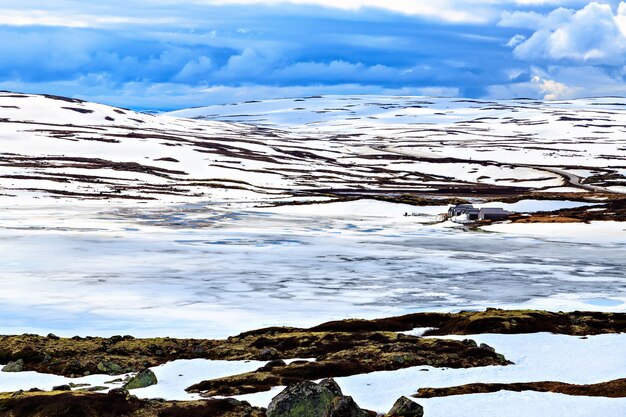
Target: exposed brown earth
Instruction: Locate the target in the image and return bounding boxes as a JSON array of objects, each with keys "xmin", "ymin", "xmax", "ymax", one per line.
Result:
[
  {"xmin": 308, "ymin": 309, "xmax": 626, "ymax": 336},
  {"xmin": 0, "ymin": 390, "xmax": 264, "ymax": 417},
  {"xmin": 0, "ymin": 310, "xmax": 623, "ymax": 380},
  {"xmin": 414, "ymin": 378, "xmax": 626, "ymax": 399},
  {"xmin": 0, "ymin": 328, "xmax": 508, "ymax": 380},
  {"xmin": 0, "ymin": 309, "xmax": 624, "ymax": 415},
  {"xmin": 186, "ymin": 335, "xmax": 507, "ymax": 396}
]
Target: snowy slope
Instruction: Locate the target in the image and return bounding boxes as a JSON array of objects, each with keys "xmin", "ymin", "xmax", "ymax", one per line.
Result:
[
  {"xmin": 5, "ymin": 92, "xmax": 626, "ymax": 203},
  {"xmin": 171, "ymin": 95, "xmax": 626, "ymax": 194}
]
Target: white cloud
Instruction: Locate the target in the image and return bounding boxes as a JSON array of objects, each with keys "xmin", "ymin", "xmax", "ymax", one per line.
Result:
[
  {"xmin": 531, "ymin": 74, "xmax": 578, "ymax": 99},
  {"xmin": 506, "ymin": 34, "xmax": 527, "ymax": 47},
  {"xmin": 499, "ymin": 7, "xmax": 574, "ymax": 30},
  {"xmin": 514, "ymin": 0, "xmax": 589, "ymax": 5},
  {"xmin": 0, "ymin": 77, "xmax": 459, "ymax": 109},
  {"xmin": 486, "ymin": 65, "xmax": 625, "ymax": 101},
  {"xmin": 171, "ymin": 0, "xmax": 509, "ymax": 23},
  {"xmin": 0, "ymin": 9, "xmax": 178, "ymax": 28},
  {"xmin": 510, "ymin": 2, "xmax": 626, "ymax": 64},
  {"xmin": 174, "ymin": 56, "xmax": 214, "ymax": 82}
]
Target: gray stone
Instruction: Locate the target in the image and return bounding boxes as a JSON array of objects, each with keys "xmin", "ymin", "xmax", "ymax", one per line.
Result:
[
  {"xmin": 52, "ymin": 384, "xmax": 71, "ymax": 391},
  {"xmin": 259, "ymin": 347, "xmax": 281, "ymax": 360},
  {"xmin": 463, "ymin": 339, "xmax": 478, "ymax": 348},
  {"xmin": 480, "ymin": 343, "xmax": 496, "ymax": 353},
  {"xmin": 97, "ymin": 360, "xmax": 123, "ymax": 374},
  {"xmin": 325, "ymin": 395, "xmax": 369, "ymax": 417},
  {"xmin": 385, "ymin": 396, "xmax": 424, "ymax": 417},
  {"xmin": 108, "ymin": 387, "xmax": 130, "ymax": 397},
  {"xmin": 76, "ymin": 386, "xmax": 109, "ymax": 392},
  {"xmin": 266, "ymin": 359, "xmax": 287, "ymax": 368},
  {"xmin": 2, "ymin": 359, "xmax": 24, "ymax": 373},
  {"xmin": 266, "ymin": 381, "xmax": 336, "ymax": 417},
  {"xmin": 123, "ymin": 369, "xmax": 158, "ymax": 390},
  {"xmin": 267, "ymin": 380, "xmax": 370, "ymax": 417},
  {"xmin": 319, "ymin": 378, "xmax": 343, "ymax": 397}
]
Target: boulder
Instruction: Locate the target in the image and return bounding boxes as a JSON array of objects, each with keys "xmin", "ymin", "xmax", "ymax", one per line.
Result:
[
  {"xmin": 319, "ymin": 378, "xmax": 343, "ymax": 397},
  {"xmin": 267, "ymin": 381, "xmax": 336, "ymax": 417},
  {"xmin": 108, "ymin": 387, "xmax": 130, "ymax": 397},
  {"xmin": 385, "ymin": 396, "xmax": 424, "ymax": 417},
  {"xmin": 267, "ymin": 379, "xmax": 369, "ymax": 417},
  {"xmin": 480, "ymin": 343, "xmax": 496, "ymax": 353},
  {"xmin": 123, "ymin": 369, "xmax": 158, "ymax": 390},
  {"xmin": 52, "ymin": 384, "xmax": 72, "ymax": 391},
  {"xmin": 76, "ymin": 386, "xmax": 109, "ymax": 392},
  {"xmin": 266, "ymin": 359, "xmax": 287, "ymax": 368},
  {"xmin": 326, "ymin": 395, "xmax": 369, "ymax": 417},
  {"xmin": 258, "ymin": 359, "xmax": 287, "ymax": 371},
  {"xmin": 97, "ymin": 360, "xmax": 123, "ymax": 374},
  {"xmin": 259, "ymin": 347, "xmax": 281, "ymax": 360},
  {"xmin": 2, "ymin": 359, "xmax": 24, "ymax": 372}
]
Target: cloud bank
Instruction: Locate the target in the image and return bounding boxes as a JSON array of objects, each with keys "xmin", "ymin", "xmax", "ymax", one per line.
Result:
[{"xmin": 0, "ymin": 1, "xmax": 625, "ymax": 108}]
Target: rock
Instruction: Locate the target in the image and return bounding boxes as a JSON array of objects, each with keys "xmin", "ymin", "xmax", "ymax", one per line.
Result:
[
  {"xmin": 266, "ymin": 381, "xmax": 336, "ymax": 417},
  {"xmin": 319, "ymin": 378, "xmax": 343, "ymax": 397},
  {"xmin": 46, "ymin": 333, "xmax": 60, "ymax": 340},
  {"xmin": 385, "ymin": 396, "xmax": 424, "ymax": 417},
  {"xmin": 52, "ymin": 384, "xmax": 71, "ymax": 391},
  {"xmin": 266, "ymin": 359, "xmax": 287, "ymax": 368},
  {"xmin": 124, "ymin": 369, "xmax": 158, "ymax": 390},
  {"xmin": 105, "ymin": 378, "xmax": 124, "ymax": 384},
  {"xmin": 480, "ymin": 343, "xmax": 496, "ymax": 353},
  {"xmin": 97, "ymin": 360, "xmax": 123, "ymax": 374},
  {"xmin": 2, "ymin": 359, "xmax": 24, "ymax": 372},
  {"xmin": 462, "ymin": 339, "xmax": 478, "ymax": 348},
  {"xmin": 76, "ymin": 386, "xmax": 109, "ymax": 392},
  {"xmin": 326, "ymin": 395, "xmax": 369, "ymax": 417},
  {"xmin": 267, "ymin": 380, "xmax": 368, "ymax": 417},
  {"xmin": 258, "ymin": 359, "xmax": 287, "ymax": 371},
  {"xmin": 259, "ymin": 347, "xmax": 281, "ymax": 360},
  {"xmin": 108, "ymin": 387, "xmax": 130, "ymax": 397}
]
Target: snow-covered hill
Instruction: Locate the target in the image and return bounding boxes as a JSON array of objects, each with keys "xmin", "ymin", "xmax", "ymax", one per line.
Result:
[
  {"xmin": 2, "ymin": 92, "xmax": 626, "ymax": 204},
  {"xmin": 171, "ymin": 95, "xmax": 626, "ymax": 194}
]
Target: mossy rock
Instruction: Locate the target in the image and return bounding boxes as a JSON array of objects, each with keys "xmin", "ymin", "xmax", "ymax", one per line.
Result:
[
  {"xmin": 326, "ymin": 395, "xmax": 369, "ymax": 417},
  {"xmin": 97, "ymin": 360, "xmax": 123, "ymax": 374},
  {"xmin": 124, "ymin": 369, "xmax": 157, "ymax": 390},
  {"xmin": 385, "ymin": 396, "xmax": 423, "ymax": 417},
  {"xmin": 266, "ymin": 381, "xmax": 337, "ymax": 417},
  {"xmin": 2, "ymin": 360, "xmax": 24, "ymax": 373}
]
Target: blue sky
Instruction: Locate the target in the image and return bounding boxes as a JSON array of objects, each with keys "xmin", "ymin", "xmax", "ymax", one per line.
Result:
[{"xmin": 1, "ymin": 1, "xmax": 626, "ymax": 109}]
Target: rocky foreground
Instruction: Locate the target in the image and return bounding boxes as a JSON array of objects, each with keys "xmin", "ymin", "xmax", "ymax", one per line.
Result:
[
  {"xmin": 0, "ymin": 309, "xmax": 625, "ymax": 416},
  {"xmin": 0, "ymin": 379, "xmax": 422, "ymax": 417}
]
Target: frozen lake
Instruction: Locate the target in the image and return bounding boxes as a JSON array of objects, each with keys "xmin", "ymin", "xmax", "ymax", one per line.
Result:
[{"xmin": 1, "ymin": 200, "xmax": 625, "ymax": 338}]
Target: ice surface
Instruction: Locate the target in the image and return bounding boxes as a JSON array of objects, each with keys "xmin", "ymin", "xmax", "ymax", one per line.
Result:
[
  {"xmin": 1, "ymin": 200, "xmax": 624, "ymax": 338},
  {"xmin": 482, "ymin": 221, "xmax": 626, "ymax": 242}
]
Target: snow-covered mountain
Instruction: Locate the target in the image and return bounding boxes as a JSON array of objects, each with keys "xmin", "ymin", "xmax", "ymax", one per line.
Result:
[{"xmin": 2, "ymin": 92, "xmax": 626, "ymax": 204}]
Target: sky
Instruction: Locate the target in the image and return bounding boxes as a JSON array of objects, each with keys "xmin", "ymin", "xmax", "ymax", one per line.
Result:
[{"xmin": 1, "ymin": 1, "xmax": 626, "ymax": 109}]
